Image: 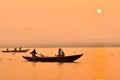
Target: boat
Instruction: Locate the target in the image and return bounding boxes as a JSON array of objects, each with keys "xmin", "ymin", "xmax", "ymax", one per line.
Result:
[
  {"xmin": 1, "ymin": 49, "xmax": 30, "ymax": 53},
  {"xmin": 22, "ymin": 54, "xmax": 83, "ymax": 62}
]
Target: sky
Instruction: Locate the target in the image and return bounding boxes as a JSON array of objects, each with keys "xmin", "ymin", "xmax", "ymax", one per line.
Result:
[{"xmin": 0, "ymin": 0, "xmax": 120, "ymax": 47}]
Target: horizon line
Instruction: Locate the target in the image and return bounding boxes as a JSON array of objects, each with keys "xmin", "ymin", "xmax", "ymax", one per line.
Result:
[{"xmin": 1, "ymin": 42, "xmax": 120, "ymax": 48}]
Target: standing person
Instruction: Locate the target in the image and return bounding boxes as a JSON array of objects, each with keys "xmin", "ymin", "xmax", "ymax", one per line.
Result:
[
  {"xmin": 58, "ymin": 48, "xmax": 65, "ymax": 57},
  {"xmin": 30, "ymin": 49, "xmax": 37, "ymax": 57}
]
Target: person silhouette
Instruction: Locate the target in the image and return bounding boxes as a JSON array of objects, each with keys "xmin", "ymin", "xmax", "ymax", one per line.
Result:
[
  {"xmin": 58, "ymin": 48, "xmax": 65, "ymax": 57},
  {"xmin": 30, "ymin": 49, "xmax": 37, "ymax": 57}
]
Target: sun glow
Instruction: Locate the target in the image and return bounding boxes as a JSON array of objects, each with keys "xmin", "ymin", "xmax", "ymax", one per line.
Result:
[{"xmin": 97, "ymin": 9, "xmax": 102, "ymax": 14}]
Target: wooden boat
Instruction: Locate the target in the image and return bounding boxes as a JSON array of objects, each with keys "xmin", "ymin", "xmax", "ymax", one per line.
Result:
[
  {"xmin": 1, "ymin": 49, "xmax": 29, "ymax": 53},
  {"xmin": 22, "ymin": 54, "xmax": 83, "ymax": 62}
]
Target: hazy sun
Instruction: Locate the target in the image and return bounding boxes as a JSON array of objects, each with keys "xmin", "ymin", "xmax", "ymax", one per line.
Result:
[{"xmin": 97, "ymin": 9, "xmax": 102, "ymax": 14}]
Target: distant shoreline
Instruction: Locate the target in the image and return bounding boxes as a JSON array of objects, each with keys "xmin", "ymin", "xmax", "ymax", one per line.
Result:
[{"xmin": 1, "ymin": 43, "xmax": 120, "ymax": 48}]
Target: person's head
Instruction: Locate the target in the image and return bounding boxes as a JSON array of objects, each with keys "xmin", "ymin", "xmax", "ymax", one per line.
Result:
[{"xmin": 59, "ymin": 48, "xmax": 62, "ymax": 51}]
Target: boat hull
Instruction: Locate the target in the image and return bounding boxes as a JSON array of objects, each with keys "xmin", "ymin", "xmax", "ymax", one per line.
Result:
[
  {"xmin": 22, "ymin": 54, "xmax": 83, "ymax": 62},
  {"xmin": 2, "ymin": 49, "xmax": 29, "ymax": 53}
]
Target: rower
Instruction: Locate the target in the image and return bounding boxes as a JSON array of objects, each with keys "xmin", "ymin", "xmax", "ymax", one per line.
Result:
[{"xmin": 30, "ymin": 49, "xmax": 37, "ymax": 57}]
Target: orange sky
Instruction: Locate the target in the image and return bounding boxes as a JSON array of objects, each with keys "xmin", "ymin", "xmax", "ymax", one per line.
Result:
[{"xmin": 0, "ymin": 0, "xmax": 120, "ymax": 47}]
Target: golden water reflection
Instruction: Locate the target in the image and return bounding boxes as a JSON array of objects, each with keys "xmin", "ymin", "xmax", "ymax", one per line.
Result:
[
  {"xmin": 96, "ymin": 49, "xmax": 105, "ymax": 80},
  {"xmin": 0, "ymin": 47, "xmax": 120, "ymax": 80}
]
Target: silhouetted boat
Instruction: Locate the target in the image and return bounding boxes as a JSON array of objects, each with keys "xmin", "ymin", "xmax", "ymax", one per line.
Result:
[
  {"xmin": 1, "ymin": 49, "xmax": 29, "ymax": 53},
  {"xmin": 22, "ymin": 54, "xmax": 83, "ymax": 62}
]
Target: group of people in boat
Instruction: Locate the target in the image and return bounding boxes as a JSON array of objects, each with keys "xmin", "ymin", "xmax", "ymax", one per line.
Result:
[
  {"xmin": 6, "ymin": 47, "xmax": 22, "ymax": 51},
  {"xmin": 14, "ymin": 47, "xmax": 22, "ymax": 51},
  {"xmin": 30, "ymin": 48, "xmax": 65, "ymax": 57}
]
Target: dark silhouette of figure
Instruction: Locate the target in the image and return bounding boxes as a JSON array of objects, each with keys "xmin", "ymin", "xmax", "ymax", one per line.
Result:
[
  {"xmin": 58, "ymin": 48, "xmax": 65, "ymax": 57},
  {"xmin": 6, "ymin": 48, "xmax": 9, "ymax": 51},
  {"xmin": 30, "ymin": 49, "xmax": 37, "ymax": 57},
  {"xmin": 19, "ymin": 47, "xmax": 22, "ymax": 51},
  {"xmin": 14, "ymin": 48, "xmax": 17, "ymax": 51}
]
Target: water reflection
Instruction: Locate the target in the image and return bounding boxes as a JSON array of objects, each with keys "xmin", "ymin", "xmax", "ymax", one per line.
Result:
[
  {"xmin": 56, "ymin": 61, "xmax": 82, "ymax": 80},
  {"xmin": 57, "ymin": 62, "xmax": 80, "ymax": 65},
  {"xmin": 97, "ymin": 72, "xmax": 104, "ymax": 80},
  {"xmin": 2, "ymin": 47, "xmax": 120, "ymax": 80},
  {"xmin": 96, "ymin": 49, "xmax": 104, "ymax": 80}
]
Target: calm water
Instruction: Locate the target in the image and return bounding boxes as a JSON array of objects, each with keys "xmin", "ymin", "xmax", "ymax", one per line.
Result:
[{"xmin": 0, "ymin": 47, "xmax": 120, "ymax": 80}]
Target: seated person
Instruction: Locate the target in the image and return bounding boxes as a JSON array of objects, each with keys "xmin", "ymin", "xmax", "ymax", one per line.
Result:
[
  {"xmin": 57, "ymin": 48, "xmax": 65, "ymax": 57},
  {"xmin": 14, "ymin": 48, "xmax": 17, "ymax": 51}
]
